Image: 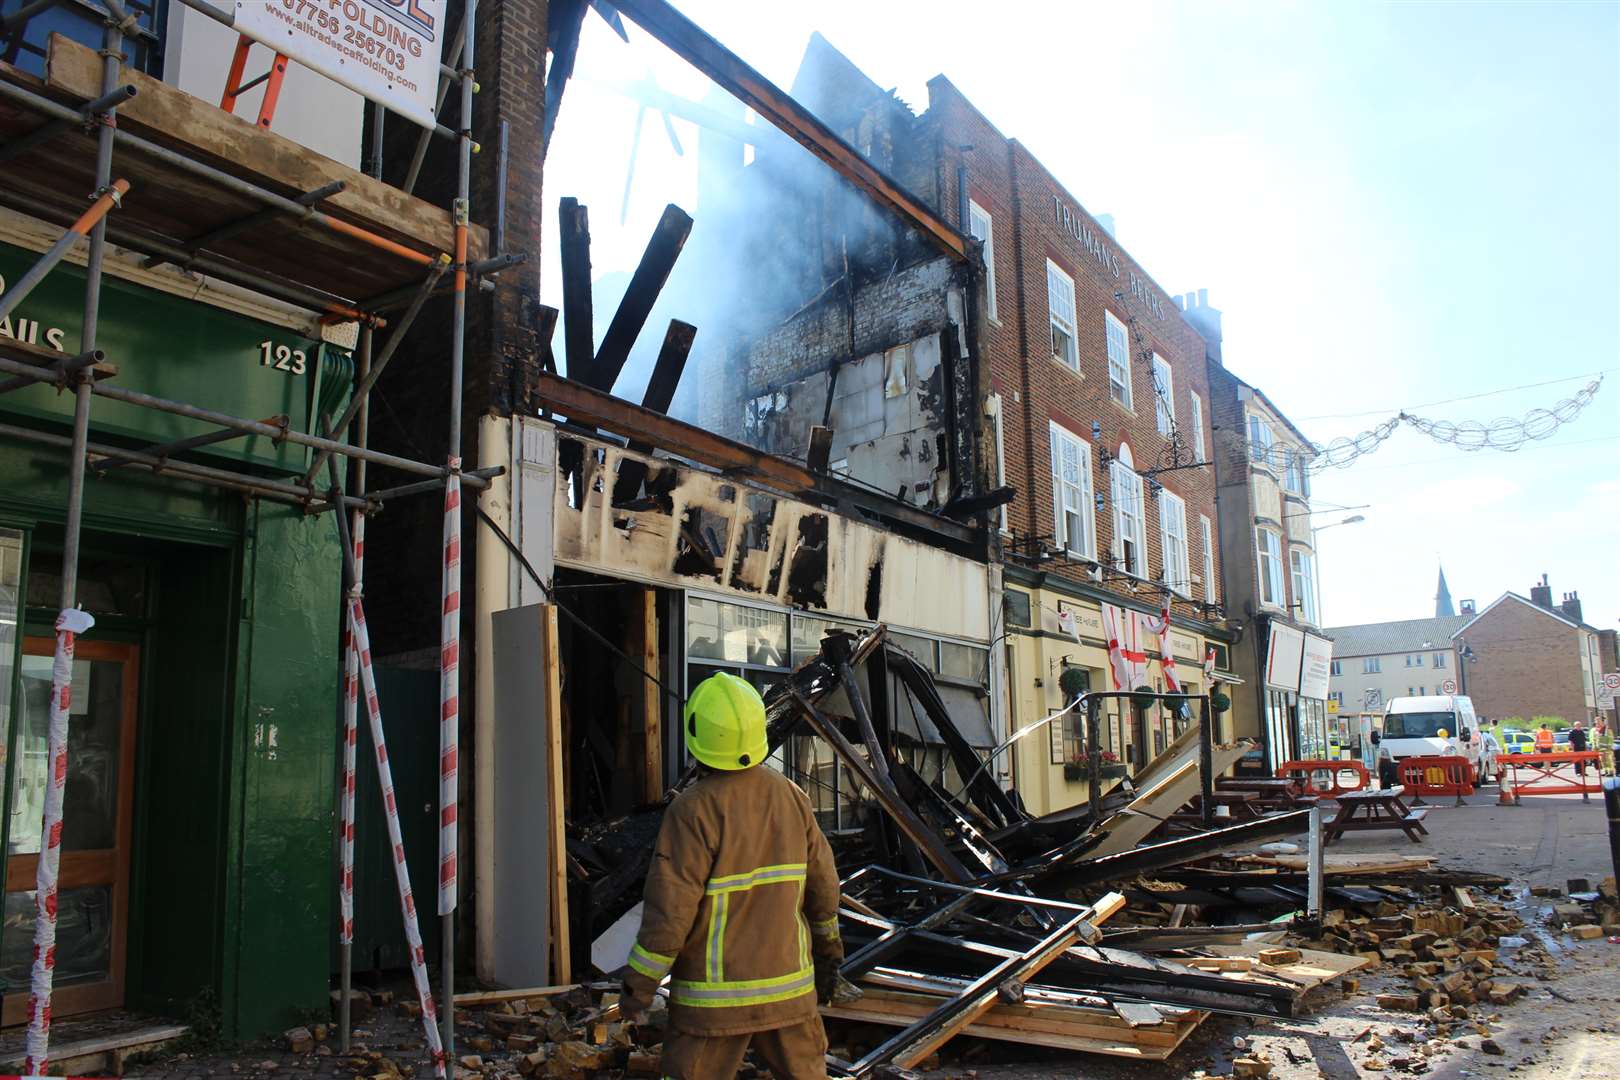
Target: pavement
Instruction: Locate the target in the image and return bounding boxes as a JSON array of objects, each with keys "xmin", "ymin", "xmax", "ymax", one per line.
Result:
[{"xmin": 118, "ymin": 780, "xmax": 1620, "ymax": 1079}]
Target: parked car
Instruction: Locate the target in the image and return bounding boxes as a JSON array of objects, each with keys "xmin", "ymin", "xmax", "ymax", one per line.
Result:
[
  {"xmin": 1554, "ymin": 730, "xmax": 1571, "ymax": 749},
  {"xmin": 1499, "ymin": 729, "xmax": 1535, "ymax": 756},
  {"xmin": 1479, "ymin": 732, "xmax": 1502, "ymax": 781},
  {"xmin": 1381, "ymin": 694, "xmax": 1486, "ymax": 787}
]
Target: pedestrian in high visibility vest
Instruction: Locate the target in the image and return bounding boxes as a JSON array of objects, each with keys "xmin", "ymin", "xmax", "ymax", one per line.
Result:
[
  {"xmin": 620, "ymin": 673, "xmax": 843, "ymax": 1080},
  {"xmin": 1595, "ymin": 719, "xmax": 1615, "ymax": 775},
  {"xmin": 1534, "ymin": 723, "xmax": 1555, "ymax": 753}
]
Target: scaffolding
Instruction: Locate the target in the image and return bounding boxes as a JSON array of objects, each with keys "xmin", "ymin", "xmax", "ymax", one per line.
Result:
[{"xmin": 0, "ymin": 0, "xmax": 512, "ymax": 1074}]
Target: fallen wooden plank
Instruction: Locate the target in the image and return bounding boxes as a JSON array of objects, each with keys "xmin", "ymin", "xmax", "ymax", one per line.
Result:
[
  {"xmin": 1196, "ymin": 944, "xmax": 1373, "ymax": 990},
  {"xmin": 453, "ymin": 983, "xmax": 583, "ymax": 1006},
  {"xmin": 1086, "ymin": 738, "xmax": 1254, "ymax": 859},
  {"xmin": 1237, "ymin": 852, "xmax": 1434, "ymax": 874},
  {"xmin": 822, "ymin": 989, "xmax": 1203, "ymax": 1060},
  {"xmin": 855, "ymin": 892, "xmax": 1126, "ymax": 1072}
]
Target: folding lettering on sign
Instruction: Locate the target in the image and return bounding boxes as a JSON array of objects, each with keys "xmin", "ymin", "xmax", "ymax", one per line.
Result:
[
  {"xmin": 1144, "ymin": 597, "xmax": 1181, "ymax": 694},
  {"xmin": 438, "ymin": 465, "xmax": 461, "ymax": 915},
  {"xmin": 232, "ymin": 0, "xmax": 449, "ymax": 128},
  {"xmin": 24, "ymin": 607, "xmax": 95, "ymax": 1076}
]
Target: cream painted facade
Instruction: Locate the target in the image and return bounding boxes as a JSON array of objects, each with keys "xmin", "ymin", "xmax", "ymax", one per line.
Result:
[{"xmin": 1001, "ymin": 579, "xmax": 1219, "ymax": 816}]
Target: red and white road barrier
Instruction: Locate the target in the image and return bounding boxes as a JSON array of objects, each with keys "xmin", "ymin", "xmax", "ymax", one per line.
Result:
[
  {"xmin": 338, "ymin": 512, "xmax": 365, "ymax": 945},
  {"xmin": 350, "ymin": 598, "xmax": 446, "ymax": 1077},
  {"xmin": 438, "ymin": 464, "xmax": 460, "ymax": 916},
  {"xmin": 24, "ymin": 608, "xmax": 95, "ymax": 1075}
]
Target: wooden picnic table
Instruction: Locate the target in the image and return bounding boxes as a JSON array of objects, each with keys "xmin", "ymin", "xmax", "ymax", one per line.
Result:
[
  {"xmin": 1173, "ymin": 790, "xmax": 1264, "ymax": 823},
  {"xmin": 1323, "ymin": 786, "xmax": 1428, "ymax": 844},
  {"xmin": 1217, "ymin": 777, "xmax": 1312, "ymax": 811}
]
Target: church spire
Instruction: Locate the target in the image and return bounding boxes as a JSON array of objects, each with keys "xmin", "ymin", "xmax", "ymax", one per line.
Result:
[{"xmin": 1435, "ymin": 565, "xmax": 1455, "ymax": 617}]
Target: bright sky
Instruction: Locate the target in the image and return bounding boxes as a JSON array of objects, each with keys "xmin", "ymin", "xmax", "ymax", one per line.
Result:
[{"xmin": 544, "ymin": 0, "xmax": 1619, "ymax": 636}]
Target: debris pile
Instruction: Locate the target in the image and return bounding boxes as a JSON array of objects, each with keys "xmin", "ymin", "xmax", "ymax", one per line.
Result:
[{"xmin": 475, "ymin": 627, "xmax": 1594, "ymax": 1077}]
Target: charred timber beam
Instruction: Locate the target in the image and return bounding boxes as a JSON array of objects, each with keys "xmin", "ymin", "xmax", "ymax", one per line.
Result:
[
  {"xmin": 612, "ymin": 0, "xmax": 968, "ymax": 263},
  {"xmin": 535, "ymin": 373, "xmax": 978, "ymax": 547},
  {"xmin": 543, "ymin": 0, "xmax": 590, "ymax": 154},
  {"xmin": 886, "ymin": 646, "xmax": 1021, "ymax": 830},
  {"xmin": 789, "ymin": 690, "xmax": 972, "ymax": 884},
  {"xmin": 588, "ymin": 204, "xmax": 692, "ymax": 394},
  {"xmin": 849, "ymin": 893, "xmax": 1126, "ymax": 1075},
  {"xmin": 558, "ymin": 197, "xmax": 595, "ymax": 383},
  {"xmin": 900, "ymin": 931, "xmax": 1300, "ymax": 1019},
  {"xmin": 610, "ymin": 319, "xmax": 697, "ymax": 504},
  {"xmin": 1040, "ymin": 809, "xmax": 1314, "ymax": 890},
  {"xmin": 638, "ymin": 318, "xmax": 694, "ymax": 414}
]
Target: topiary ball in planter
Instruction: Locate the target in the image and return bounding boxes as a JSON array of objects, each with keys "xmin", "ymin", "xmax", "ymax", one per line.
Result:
[
  {"xmin": 1058, "ymin": 667, "xmax": 1089, "ymax": 700},
  {"xmin": 1131, "ymin": 684, "xmax": 1157, "ymax": 711},
  {"xmin": 1209, "ymin": 689, "xmax": 1232, "ymax": 713}
]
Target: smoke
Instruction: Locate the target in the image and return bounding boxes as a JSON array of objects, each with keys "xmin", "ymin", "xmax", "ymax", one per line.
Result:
[{"xmin": 542, "ymin": 24, "xmax": 937, "ymax": 441}]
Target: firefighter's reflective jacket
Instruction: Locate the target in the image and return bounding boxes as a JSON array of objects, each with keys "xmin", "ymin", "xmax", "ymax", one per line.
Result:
[{"xmin": 623, "ymin": 764, "xmax": 843, "ymax": 1036}]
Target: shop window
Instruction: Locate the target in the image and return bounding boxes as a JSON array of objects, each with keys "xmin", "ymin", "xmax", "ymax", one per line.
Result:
[
  {"xmin": 686, "ymin": 596, "xmax": 787, "ymax": 667},
  {"xmin": 939, "ymin": 642, "xmax": 989, "ymax": 687}
]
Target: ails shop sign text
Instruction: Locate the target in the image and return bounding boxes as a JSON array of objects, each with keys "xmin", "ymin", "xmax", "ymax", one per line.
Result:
[{"xmin": 1052, "ymin": 196, "xmax": 1166, "ymax": 319}]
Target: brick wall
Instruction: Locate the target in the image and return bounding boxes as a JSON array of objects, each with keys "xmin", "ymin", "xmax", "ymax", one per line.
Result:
[
  {"xmin": 1459, "ymin": 597, "xmax": 1588, "ymax": 722},
  {"xmin": 925, "ymin": 78, "xmax": 1221, "ymax": 628},
  {"xmin": 365, "ymin": 0, "xmax": 548, "ymax": 656}
]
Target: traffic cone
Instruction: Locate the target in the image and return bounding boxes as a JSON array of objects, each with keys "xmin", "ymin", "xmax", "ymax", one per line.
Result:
[{"xmin": 1498, "ymin": 769, "xmax": 1515, "ymax": 805}]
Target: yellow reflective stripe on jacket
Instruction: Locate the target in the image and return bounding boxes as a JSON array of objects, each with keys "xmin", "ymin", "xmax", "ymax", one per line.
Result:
[
  {"xmin": 669, "ymin": 965, "xmax": 816, "ymax": 1008},
  {"xmin": 628, "ymin": 943, "xmax": 675, "ymax": 980},
  {"xmin": 809, "ymin": 914, "xmax": 841, "ymax": 939},
  {"xmin": 704, "ymin": 862, "xmax": 807, "ymax": 894},
  {"xmin": 706, "ymin": 893, "xmax": 727, "ymax": 982}
]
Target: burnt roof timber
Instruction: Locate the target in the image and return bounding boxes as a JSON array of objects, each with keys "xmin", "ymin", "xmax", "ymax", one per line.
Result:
[
  {"xmin": 535, "ymin": 372, "xmax": 980, "ymax": 549},
  {"xmin": 612, "ymin": 0, "xmax": 968, "ymax": 263}
]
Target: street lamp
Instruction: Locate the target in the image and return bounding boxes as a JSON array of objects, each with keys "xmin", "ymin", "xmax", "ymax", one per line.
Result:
[
  {"xmin": 1308, "ymin": 515, "xmax": 1365, "ymax": 626},
  {"xmin": 1311, "ymin": 514, "xmax": 1366, "ymax": 536}
]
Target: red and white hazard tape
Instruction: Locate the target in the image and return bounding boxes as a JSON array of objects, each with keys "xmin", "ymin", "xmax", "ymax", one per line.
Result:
[
  {"xmin": 349, "ymin": 598, "xmax": 446, "ymax": 1077},
  {"xmin": 24, "ymin": 608, "xmax": 95, "ymax": 1075},
  {"xmin": 438, "ymin": 463, "xmax": 460, "ymax": 916},
  {"xmin": 338, "ymin": 512, "xmax": 365, "ymax": 945}
]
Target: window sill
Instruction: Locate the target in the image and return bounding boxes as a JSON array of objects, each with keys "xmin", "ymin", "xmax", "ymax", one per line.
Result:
[
  {"xmin": 1109, "ymin": 397, "xmax": 1136, "ymax": 418},
  {"xmin": 1050, "ymin": 356, "xmax": 1084, "ymax": 378}
]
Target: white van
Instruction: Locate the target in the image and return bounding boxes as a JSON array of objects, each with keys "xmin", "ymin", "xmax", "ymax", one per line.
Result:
[{"xmin": 1380, "ymin": 695, "xmax": 1484, "ymax": 786}]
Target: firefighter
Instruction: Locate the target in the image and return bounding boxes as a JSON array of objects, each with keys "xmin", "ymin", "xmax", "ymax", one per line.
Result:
[{"xmin": 620, "ymin": 673, "xmax": 842, "ymax": 1080}]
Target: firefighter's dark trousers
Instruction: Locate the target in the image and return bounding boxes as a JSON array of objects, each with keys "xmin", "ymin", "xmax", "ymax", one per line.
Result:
[{"xmin": 660, "ymin": 1016, "xmax": 829, "ymax": 1079}]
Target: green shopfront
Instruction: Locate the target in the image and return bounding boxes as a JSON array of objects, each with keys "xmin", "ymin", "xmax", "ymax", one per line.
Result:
[{"xmin": 0, "ymin": 239, "xmax": 346, "ymax": 1037}]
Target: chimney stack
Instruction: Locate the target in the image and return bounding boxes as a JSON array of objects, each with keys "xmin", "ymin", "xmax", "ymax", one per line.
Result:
[
  {"xmin": 1529, "ymin": 574, "xmax": 1552, "ymax": 610},
  {"xmin": 1181, "ymin": 289, "xmax": 1224, "ymax": 367},
  {"xmin": 1560, "ymin": 591, "xmax": 1583, "ymax": 625}
]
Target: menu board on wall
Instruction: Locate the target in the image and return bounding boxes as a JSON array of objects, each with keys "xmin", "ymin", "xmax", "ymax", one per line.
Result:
[
  {"xmin": 1299, "ymin": 634, "xmax": 1334, "ymax": 700},
  {"xmin": 1264, "ymin": 623, "xmax": 1305, "ymax": 691}
]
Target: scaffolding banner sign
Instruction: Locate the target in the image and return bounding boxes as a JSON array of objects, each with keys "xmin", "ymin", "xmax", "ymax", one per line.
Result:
[{"xmin": 233, "ymin": 0, "xmax": 448, "ymax": 128}]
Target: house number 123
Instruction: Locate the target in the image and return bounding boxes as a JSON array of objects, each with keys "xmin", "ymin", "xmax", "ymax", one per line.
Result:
[{"xmin": 258, "ymin": 340, "xmax": 307, "ymax": 374}]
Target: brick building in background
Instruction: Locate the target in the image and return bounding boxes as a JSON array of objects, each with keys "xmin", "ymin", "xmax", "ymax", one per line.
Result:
[
  {"xmin": 1203, "ymin": 351, "xmax": 1336, "ymax": 771},
  {"xmin": 699, "ymin": 37, "xmax": 1236, "ymax": 813},
  {"xmin": 933, "ymin": 85, "xmax": 1235, "ymax": 810},
  {"xmin": 1453, "ymin": 576, "xmax": 1608, "ymax": 725}
]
